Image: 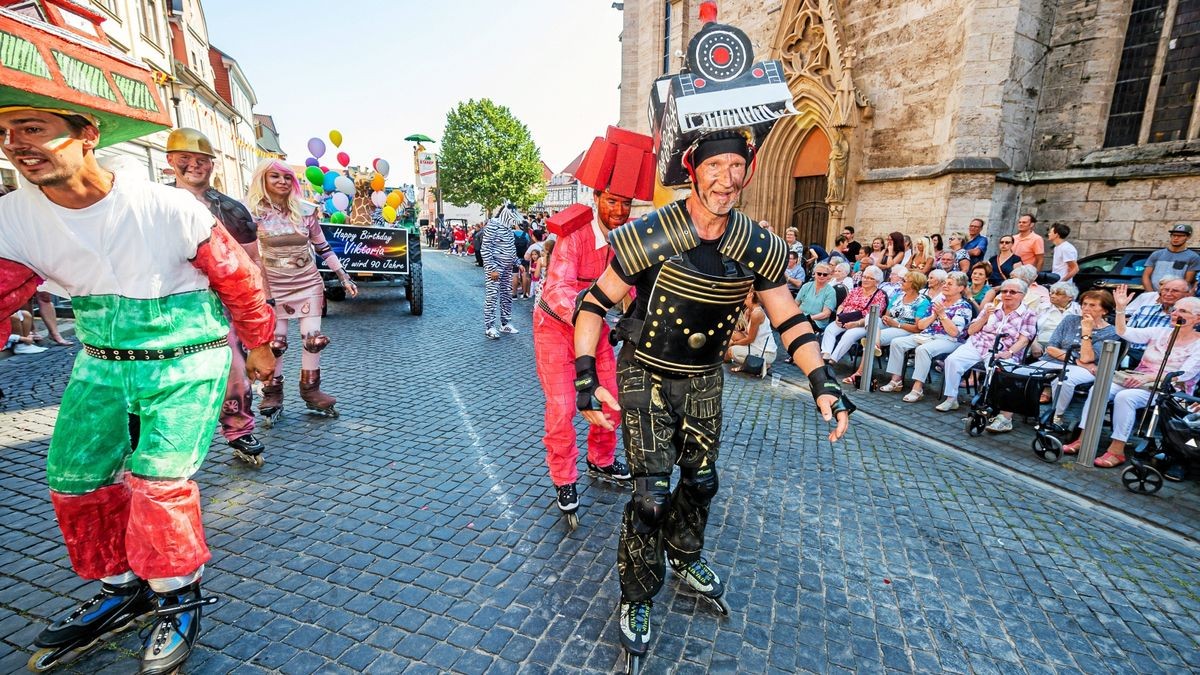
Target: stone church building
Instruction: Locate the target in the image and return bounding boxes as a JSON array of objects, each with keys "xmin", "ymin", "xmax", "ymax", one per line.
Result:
[{"xmin": 616, "ymin": 0, "xmax": 1200, "ymax": 261}]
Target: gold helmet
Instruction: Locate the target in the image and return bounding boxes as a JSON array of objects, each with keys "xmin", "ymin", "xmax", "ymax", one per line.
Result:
[{"xmin": 166, "ymin": 128, "xmax": 215, "ymax": 157}]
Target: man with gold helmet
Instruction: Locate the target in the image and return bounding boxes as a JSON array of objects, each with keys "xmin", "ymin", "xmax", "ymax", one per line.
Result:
[
  {"xmin": 572, "ymin": 4, "xmax": 854, "ymax": 671},
  {"xmin": 166, "ymin": 127, "xmax": 268, "ymax": 467}
]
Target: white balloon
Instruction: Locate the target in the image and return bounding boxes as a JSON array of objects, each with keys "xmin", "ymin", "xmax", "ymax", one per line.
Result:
[
  {"xmin": 334, "ymin": 175, "xmax": 356, "ymax": 196},
  {"xmin": 371, "ymin": 190, "xmax": 387, "ymax": 207},
  {"xmin": 375, "ymin": 159, "xmax": 390, "ymax": 178},
  {"xmin": 331, "ymin": 192, "xmax": 350, "ymax": 211}
]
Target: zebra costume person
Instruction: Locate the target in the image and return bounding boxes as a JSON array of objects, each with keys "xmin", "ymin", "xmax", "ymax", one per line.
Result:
[{"xmin": 482, "ymin": 205, "xmax": 520, "ymax": 338}]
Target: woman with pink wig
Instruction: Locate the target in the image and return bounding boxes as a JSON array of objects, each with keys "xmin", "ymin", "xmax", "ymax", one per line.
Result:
[{"xmin": 245, "ymin": 159, "xmax": 356, "ymax": 422}]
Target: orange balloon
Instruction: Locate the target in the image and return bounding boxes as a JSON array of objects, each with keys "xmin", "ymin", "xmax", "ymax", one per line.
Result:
[
  {"xmin": 385, "ymin": 191, "xmax": 402, "ymax": 208},
  {"xmin": 371, "ymin": 174, "xmax": 385, "ymax": 191}
]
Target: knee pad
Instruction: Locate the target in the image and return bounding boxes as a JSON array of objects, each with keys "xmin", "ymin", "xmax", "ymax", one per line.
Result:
[
  {"xmin": 269, "ymin": 336, "xmax": 288, "ymax": 357},
  {"xmin": 632, "ymin": 476, "xmax": 671, "ymax": 529},
  {"xmin": 680, "ymin": 466, "xmax": 719, "ymax": 502},
  {"xmin": 302, "ymin": 331, "xmax": 330, "ymax": 353}
]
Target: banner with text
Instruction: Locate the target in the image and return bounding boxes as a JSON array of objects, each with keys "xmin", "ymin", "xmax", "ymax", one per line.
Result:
[
  {"xmin": 418, "ymin": 152, "xmax": 438, "ymax": 187},
  {"xmin": 318, "ymin": 224, "xmax": 409, "ymax": 275}
]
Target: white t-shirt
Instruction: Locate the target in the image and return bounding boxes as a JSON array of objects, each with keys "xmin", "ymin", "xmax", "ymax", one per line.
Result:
[{"xmin": 1052, "ymin": 240, "xmax": 1078, "ymax": 280}]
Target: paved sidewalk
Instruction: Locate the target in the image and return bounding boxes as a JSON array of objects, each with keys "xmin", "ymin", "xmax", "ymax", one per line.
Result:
[{"xmin": 0, "ymin": 254, "xmax": 1198, "ymax": 674}]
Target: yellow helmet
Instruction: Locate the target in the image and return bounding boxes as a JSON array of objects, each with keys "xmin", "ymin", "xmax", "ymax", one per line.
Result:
[{"xmin": 166, "ymin": 128, "xmax": 215, "ymax": 157}]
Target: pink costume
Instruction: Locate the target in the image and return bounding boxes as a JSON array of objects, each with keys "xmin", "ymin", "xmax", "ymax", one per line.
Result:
[
  {"xmin": 256, "ymin": 206, "xmax": 343, "ymax": 319},
  {"xmin": 534, "ymin": 221, "xmax": 620, "ymax": 485}
]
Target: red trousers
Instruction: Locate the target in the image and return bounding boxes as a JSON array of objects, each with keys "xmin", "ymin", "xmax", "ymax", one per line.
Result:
[{"xmin": 533, "ymin": 310, "xmax": 619, "ymax": 486}]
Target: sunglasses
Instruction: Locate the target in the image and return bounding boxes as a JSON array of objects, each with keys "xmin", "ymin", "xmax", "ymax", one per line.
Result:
[
  {"xmin": 999, "ymin": 289, "xmax": 1022, "ymax": 295},
  {"xmin": 1000, "ymin": 240, "xmax": 1013, "ymax": 244},
  {"xmin": 815, "ymin": 272, "xmax": 831, "ymax": 277}
]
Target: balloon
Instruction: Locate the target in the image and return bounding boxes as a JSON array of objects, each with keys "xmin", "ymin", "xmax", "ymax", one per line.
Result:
[
  {"xmin": 331, "ymin": 192, "xmax": 349, "ymax": 211},
  {"xmin": 371, "ymin": 190, "xmax": 386, "ymax": 207},
  {"xmin": 334, "ymin": 175, "xmax": 355, "ymax": 195},
  {"xmin": 336, "ymin": 151, "xmax": 350, "ymax": 167},
  {"xmin": 323, "ymin": 197, "xmax": 336, "ymax": 213},
  {"xmin": 329, "ymin": 130, "xmax": 342, "ymax": 147},
  {"xmin": 370, "ymin": 173, "xmax": 385, "ymax": 191},
  {"xmin": 320, "ymin": 165, "xmax": 329, "ymax": 173},
  {"xmin": 322, "ymin": 171, "xmax": 340, "ymax": 193},
  {"xmin": 330, "ymin": 212, "xmax": 346, "ymax": 224},
  {"xmin": 305, "ymin": 166, "xmax": 324, "ymax": 187},
  {"xmin": 307, "ymin": 137, "xmax": 326, "ymax": 158},
  {"xmin": 382, "ymin": 205, "xmax": 397, "ymax": 223},
  {"xmin": 385, "ymin": 191, "xmax": 402, "ymax": 208},
  {"xmin": 375, "ymin": 159, "xmax": 390, "ymax": 177},
  {"xmin": 304, "ymin": 157, "xmax": 319, "ymax": 167}
]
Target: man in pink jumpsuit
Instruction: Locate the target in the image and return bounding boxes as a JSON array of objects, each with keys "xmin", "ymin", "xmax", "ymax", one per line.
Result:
[{"xmin": 534, "ymin": 126, "xmax": 656, "ymax": 521}]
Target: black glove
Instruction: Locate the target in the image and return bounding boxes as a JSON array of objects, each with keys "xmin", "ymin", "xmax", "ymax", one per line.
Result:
[
  {"xmin": 574, "ymin": 356, "xmax": 602, "ymax": 411},
  {"xmin": 807, "ymin": 364, "xmax": 857, "ymax": 416}
]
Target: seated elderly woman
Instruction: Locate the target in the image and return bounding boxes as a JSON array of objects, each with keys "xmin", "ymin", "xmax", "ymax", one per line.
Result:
[
  {"xmin": 820, "ymin": 265, "xmax": 889, "ymax": 362},
  {"xmin": 934, "ymin": 278, "xmax": 1038, "ymax": 412},
  {"xmin": 983, "ymin": 290, "xmax": 1119, "ymax": 433},
  {"xmin": 831, "ymin": 260, "xmax": 855, "ymax": 293},
  {"xmin": 877, "ymin": 265, "xmax": 908, "ymax": 300},
  {"xmin": 842, "ymin": 270, "xmax": 931, "ymax": 384},
  {"xmin": 1030, "ymin": 281, "xmax": 1081, "ymax": 358},
  {"xmin": 922, "ymin": 268, "xmax": 948, "ymax": 304},
  {"xmin": 795, "ymin": 261, "xmax": 838, "ymax": 330},
  {"xmin": 1063, "ymin": 287, "xmax": 1200, "ymax": 468},
  {"xmin": 965, "ymin": 262, "xmax": 992, "ymax": 311},
  {"xmin": 726, "ymin": 290, "xmax": 777, "ymax": 373},
  {"xmin": 879, "ymin": 271, "xmax": 974, "ymax": 400}
]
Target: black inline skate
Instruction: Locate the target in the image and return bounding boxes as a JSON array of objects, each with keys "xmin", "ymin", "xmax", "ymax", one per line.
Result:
[
  {"xmin": 587, "ymin": 459, "xmax": 632, "ymax": 485},
  {"xmin": 229, "ymin": 434, "xmax": 265, "ymax": 468},
  {"xmin": 669, "ymin": 556, "xmax": 730, "ymax": 615},
  {"xmin": 618, "ymin": 598, "xmax": 652, "ymax": 675},
  {"xmin": 27, "ymin": 578, "xmax": 154, "ymax": 672},
  {"xmin": 138, "ymin": 581, "xmax": 217, "ymax": 675},
  {"xmin": 556, "ymin": 482, "xmax": 579, "ymax": 530}
]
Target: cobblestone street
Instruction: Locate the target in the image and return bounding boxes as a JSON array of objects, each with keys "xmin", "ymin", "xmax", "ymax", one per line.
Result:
[{"xmin": 1, "ymin": 252, "xmax": 1199, "ymax": 674}]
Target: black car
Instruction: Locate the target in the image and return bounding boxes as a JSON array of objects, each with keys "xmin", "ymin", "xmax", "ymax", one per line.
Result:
[{"xmin": 1072, "ymin": 246, "xmax": 1200, "ymax": 294}]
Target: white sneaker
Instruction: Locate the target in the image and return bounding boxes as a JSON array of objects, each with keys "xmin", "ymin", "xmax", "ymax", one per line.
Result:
[
  {"xmin": 13, "ymin": 343, "xmax": 47, "ymax": 355},
  {"xmin": 485, "ymin": 327, "xmax": 500, "ymax": 340},
  {"xmin": 986, "ymin": 415, "xmax": 1013, "ymax": 433},
  {"xmin": 498, "ymin": 324, "xmax": 519, "ymax": 334},
  {"xmin": 934, "ymin": 398, "xmax": 959, "ymax": 412}
]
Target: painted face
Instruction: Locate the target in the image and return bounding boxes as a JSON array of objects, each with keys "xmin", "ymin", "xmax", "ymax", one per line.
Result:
[
  {"xmin": 693, "ymin": 152, "xmax": 746, "ymax": 216},
  {"xmin": 0, "ymin": 110, "xmax": 92, "ymax": 187},
  {"xmin": 265, "ymin": 169, "xmax": 294, "ymax": 200},
  {"xmin": 595, "ymin": 190, "xmax": 632, "ymax": 231},
  {"xmin": 166, "ymin": 151, "xmax": 214, "ymax": 190}
]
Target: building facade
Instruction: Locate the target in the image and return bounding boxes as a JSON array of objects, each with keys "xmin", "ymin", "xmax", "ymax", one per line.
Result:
[{"xmin": 616, "ymin": 0, "xmax": 1200, "ymax": 260}]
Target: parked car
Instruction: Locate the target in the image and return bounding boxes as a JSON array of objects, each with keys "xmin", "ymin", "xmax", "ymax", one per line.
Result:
[{"xmin": 1071, "ymin": 246, "xmax": 1200, "ymax": 294}]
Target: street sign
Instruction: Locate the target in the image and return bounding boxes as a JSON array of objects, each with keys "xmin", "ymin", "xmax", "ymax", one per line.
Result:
[{"xmin": 318, "ymin": 224, "xmax": 409, "ymax": 275}]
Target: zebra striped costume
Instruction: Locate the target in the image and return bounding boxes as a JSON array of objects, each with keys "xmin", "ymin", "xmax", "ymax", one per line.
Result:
[{"xmin": 482, "ymin": 207, "xmax": 519, "ymax": 330}]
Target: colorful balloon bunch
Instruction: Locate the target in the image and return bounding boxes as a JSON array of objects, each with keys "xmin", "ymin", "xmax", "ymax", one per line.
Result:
[{"xmin": 301, "ymin": 130, "xmax": 398, "ymax": 224}]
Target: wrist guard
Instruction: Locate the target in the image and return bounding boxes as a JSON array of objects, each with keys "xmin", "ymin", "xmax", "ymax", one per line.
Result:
[
  {"xmin": 807, "ymin": 364, "xmax": 857, "ymax": 416},
  {"xmin": 574, "ymin": 356, "xmax": 601, "ymax": 411}
]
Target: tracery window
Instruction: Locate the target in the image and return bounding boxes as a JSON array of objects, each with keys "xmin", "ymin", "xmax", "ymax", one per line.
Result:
[{"xmin": 1105, "ymin": 0, "xmax": 1200, "ymax": 147}]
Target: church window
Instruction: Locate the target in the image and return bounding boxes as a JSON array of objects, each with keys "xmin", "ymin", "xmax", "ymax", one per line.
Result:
[{"xmin": 1105, "ymin": 0, "xmax": 1200, "ymax": 147}]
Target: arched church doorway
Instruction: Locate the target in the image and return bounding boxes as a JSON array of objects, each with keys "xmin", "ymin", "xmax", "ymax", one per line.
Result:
[{"xmin": 790, "ymin": 127, "xmax": 830, "ymax": 248}]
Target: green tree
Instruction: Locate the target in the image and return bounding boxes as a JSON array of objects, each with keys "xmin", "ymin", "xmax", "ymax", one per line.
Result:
[{"xmin": 439, "ymin": 99, "xmax": 546, "ymax": 214}]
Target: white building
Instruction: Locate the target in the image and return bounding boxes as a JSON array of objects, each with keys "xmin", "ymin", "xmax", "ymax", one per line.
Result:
[{"xmin": 543, "ymin": 151, "xmax": 593, "ymax": 214}]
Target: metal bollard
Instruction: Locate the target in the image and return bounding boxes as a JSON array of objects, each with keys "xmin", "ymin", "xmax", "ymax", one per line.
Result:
[
  {"xmin": 1076, "ymin": 340, "xmax": 1120, "ymax": 467},
  {"xmin": 859, "ymin": 305, "xmax": 882, "ymax": 392}
]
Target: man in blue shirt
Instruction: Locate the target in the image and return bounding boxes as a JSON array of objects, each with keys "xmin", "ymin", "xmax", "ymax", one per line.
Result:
[{"xmin": 965, "ymin": 218, "xmax": 988, "ymax": 267}]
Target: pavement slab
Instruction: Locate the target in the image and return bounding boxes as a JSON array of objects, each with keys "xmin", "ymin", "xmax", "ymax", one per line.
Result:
[{"xmin": 0, "ymin": 251, "xmax": 1197, "ymax": 674}]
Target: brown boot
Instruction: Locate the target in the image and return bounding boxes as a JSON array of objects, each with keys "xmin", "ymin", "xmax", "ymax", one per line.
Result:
[
  {"xmin": 258, "ymin": 376, "xmax": 283, "ymax": 427},
  {"xmin": 299, "ymin": 369, "xmax": 338, "ymax": 417}
]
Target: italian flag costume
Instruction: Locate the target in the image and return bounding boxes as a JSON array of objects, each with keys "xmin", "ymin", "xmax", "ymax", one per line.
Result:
[{"xmin": 0, "ymin": 168, "xmax": 274, "ymax": 580}]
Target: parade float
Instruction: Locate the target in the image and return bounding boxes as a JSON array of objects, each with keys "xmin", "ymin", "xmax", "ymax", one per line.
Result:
[{"xmin": 301, "ymin": 131, "xmax": 423, "ymax": 315}]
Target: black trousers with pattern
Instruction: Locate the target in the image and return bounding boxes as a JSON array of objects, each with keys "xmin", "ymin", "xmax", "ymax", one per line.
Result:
[{"xmin": 615, "ymin": 348, "xmax": 722, "ymax": 602}]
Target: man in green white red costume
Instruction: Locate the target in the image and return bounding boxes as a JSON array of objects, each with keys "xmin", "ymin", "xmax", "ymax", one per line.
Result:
[{"xmin": 0, "ymin": 102, "xmax": 275, "ymax": 674}]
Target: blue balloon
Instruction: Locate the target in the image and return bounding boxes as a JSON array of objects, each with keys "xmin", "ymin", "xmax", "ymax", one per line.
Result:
[
  {"xmin": 324, "ymin": 197, "xmax": 337, "ymax": 213},
  {"xmin": 322, "ymin": 171, "xmax": 340, "ymax": 193},
  {"xmin": 305, "ymin": 157, "xmax": 319, "ymax": 167}
]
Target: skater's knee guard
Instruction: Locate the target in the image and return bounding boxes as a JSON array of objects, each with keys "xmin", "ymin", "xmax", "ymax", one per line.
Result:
[
  {"xmin": 269, "ymin": 336, "xmax": 288, "ymax": 357},
  {"xmin": 680, "ymin": 466, "xmax": 719, "ymax": 504},
  {"xmin": 632, "ymin": 476, "xmax": 671, "ymax": 530},
  {"xmin": 302, "ymin": 331, "xmax": 330, "ymax": 353}
]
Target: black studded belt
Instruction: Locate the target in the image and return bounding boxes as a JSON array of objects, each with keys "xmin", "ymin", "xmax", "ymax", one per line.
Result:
[{"xmin": 83, "ymin": 337, "xmax": 229, "ymax": 361}]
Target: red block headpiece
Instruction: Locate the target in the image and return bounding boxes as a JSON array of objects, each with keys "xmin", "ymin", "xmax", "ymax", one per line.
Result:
[{"xmin": 574, "ymin": 126, "xmax": 655, "ymax": 202}]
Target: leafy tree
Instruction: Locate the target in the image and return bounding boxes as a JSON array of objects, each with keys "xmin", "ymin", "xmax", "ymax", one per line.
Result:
[{"xmin": 439, "ymin": 99, "xmax": 545, "ymax": 214}]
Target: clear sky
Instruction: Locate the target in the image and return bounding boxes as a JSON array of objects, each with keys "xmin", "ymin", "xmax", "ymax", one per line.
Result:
[{"xmin": 203, "ymin": 0, "xmax": 625, "ymax": 186}]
